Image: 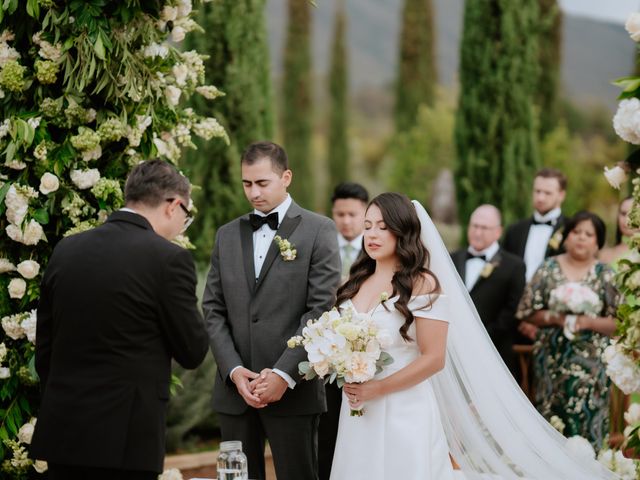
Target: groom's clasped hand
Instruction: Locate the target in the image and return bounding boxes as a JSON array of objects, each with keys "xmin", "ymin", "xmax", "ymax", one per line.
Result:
[{"xmin": 231, "ymin": 366, "xmax": 288, "ymax": 407}]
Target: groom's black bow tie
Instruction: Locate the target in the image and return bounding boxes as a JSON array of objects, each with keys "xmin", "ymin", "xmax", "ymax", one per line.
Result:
[
  {"xmin": 250, "ymin": 212, "xmax": 279, "ymax": 231},
  {"xmin": 532, "ymin": 218, "xmax": 555, "ymax": 226},
  {"xmin": 466, "ymin": 252, "xmax": 486, "ymax": 261}
]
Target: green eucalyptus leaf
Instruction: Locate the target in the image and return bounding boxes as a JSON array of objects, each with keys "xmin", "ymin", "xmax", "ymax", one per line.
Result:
[
  {"xmin": 93, "ymin": 34, "xmax": 106, "ymax": 60},
  {"xmin": 4, "ymin": 141, "xmax": 16, "ymax": 164}
]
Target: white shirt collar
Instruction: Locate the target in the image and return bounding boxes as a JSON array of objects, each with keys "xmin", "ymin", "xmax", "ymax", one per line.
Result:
[
  {"xmin": 533, "ymin": 207, "xmax": 561, "ymax": 225},
  {"xmin": 253, "ymin": 194, "xmax": 292, "ymax": 227},
  {"xmin": 120, "ymin": 207, "xmax": 138, "ymax": 214},
  {"xmin": 468, "ymin": 241, "xmax": 500, "ymax": 261},
  {"xmin": 338, "ymin": 233, "xmax": 363, "ymax": 251}
]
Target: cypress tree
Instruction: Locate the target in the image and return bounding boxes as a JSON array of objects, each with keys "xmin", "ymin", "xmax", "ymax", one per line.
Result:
[
  {"xmin": 395, "ymin": 0, "xmax": 438, "ymax": 132},
  {"xmin": 327, "ymin": 2, "xmax": 349, "ymax": 191},
  {"xmin": 538, "ymin": 0, "xmax": 562, "ymax": 137},
  {"xmin": 184, "ymin": 0, "xmax": 274, "ymax": 263},
  {"xmin": 283, "ymin": 0, "xmax": 314, "ymax": 209},
  {"xmin": 454, "ymin": 0, "xmax": 540, "ymax": 227}
]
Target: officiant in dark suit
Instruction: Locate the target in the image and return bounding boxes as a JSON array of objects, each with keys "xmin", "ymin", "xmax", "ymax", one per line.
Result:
[
  {"xmin": 452, "ymin": 205, "xmax": 526, "ymax": 377},
  {"xmin": 502, "ymin": 168, "xmax": 567, "ymax": 343},
  {"xmin": 203, "ymin": 141, "xmax": 341, "ymax": 480},
  {"xmin": 32, "ymin": 160, "xmax": 209, "ymax": 480}
]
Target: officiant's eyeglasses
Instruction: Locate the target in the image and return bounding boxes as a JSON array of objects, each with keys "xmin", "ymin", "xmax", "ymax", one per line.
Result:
[{"xmin": 166, "ymin": 198, "xmax": 194, "ymax": 230}]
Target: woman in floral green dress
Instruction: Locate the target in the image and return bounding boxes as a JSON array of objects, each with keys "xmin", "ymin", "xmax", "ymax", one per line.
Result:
[{"xmin": 517, "ymin": 211, "xmax": 619, "ymax": 451}]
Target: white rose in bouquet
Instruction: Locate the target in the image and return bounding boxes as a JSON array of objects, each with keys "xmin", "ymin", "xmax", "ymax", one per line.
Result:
[
  {"xmin": 17, "ymin": 260, "xmax": 40, "ymax": 279},
  {"xmin": 39, "ymin": 172, "xmax": 59, "ymax": 194},
  {"xmin": 8, "ymin": 278, "xmax": 26, "ymax": 299}
]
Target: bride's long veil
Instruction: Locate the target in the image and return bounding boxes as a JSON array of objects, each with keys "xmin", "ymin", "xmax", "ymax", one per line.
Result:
[{"xmin": 411, "ymin": 200, "xmax": 620, "ymax": 480}]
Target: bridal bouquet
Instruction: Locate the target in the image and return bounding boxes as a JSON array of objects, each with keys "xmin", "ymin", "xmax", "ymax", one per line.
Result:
[
  {"xmin": 287, "ymin": 307, "xmax": 393, "ymax": 416},
  {"xmin": 548, "ymin": 282, "xmax": 602, "ymax": 339}
]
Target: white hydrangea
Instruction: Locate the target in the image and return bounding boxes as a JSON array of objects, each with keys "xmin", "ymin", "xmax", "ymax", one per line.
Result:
[
  {"xmin": 0, "ymin": 41, "xmax": 20, "ymax": 68},
  {"xmin": 5, "ymin": 159, "xmax": 27, "ymax": 170},
  {"xmin": 23, "ymin": 219, "xmax": 45, "ymax": 245},
  {"xmin": 70, "ymin": 169, "xmax": 101, "ymax": 190},
  {"xmin": 1, "ymin": 314, "xmax": 24, "ymax": 340},
  {"xmin": 21, "ymin": 310, "xmax": 36, "ymax": 344},
  {"xmin": 82, "ymin": 144, "xmax": 102, "ymax": 162},
  {"xmin": 5, "ymin": 185, "xmax": 30, "ymax": 225},
  {"xmin": 613, "ymin": 98, "xmax": 640, "ymax": 144}
]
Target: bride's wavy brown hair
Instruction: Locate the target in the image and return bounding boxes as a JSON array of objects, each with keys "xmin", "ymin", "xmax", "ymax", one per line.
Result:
[{"xmin": 336, "ymin": 193, "xmax": 440, "ymax": 341}]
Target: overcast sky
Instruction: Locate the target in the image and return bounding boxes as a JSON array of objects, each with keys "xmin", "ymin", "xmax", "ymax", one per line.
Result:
[{"xmin": 560, "ymin": 0, "xmax": 639, "ymax": 24}]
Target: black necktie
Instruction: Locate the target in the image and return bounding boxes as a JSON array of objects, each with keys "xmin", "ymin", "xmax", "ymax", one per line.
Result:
[
  {"xmin": 249, "ymin": 212, "xmax": 279, "ymax": 231},
  {"xmin": 466, "ymin": 252, "xmax": 486, "ymax": 261},
  {"xmin": 532, "ymin": 218, "xmax": 554, "ymax": 226}
]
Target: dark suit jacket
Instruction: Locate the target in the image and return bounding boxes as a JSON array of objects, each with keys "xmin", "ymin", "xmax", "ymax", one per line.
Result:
[
  {"xmin": 451, "ymin": 248, "xmax": 526, "ymax": 376},
  {"xmin": 31, "ymin": 211, "xmax": 209, "ymax": 473},
  {"xmin": 203, "ymin": 201, "xmax": 341, "ymax": 416},
  {"xmin": 502, "ymin": 215, "xmax": 566, "ymax": 259}
]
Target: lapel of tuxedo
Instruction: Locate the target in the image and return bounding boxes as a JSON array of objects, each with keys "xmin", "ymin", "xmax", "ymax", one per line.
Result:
[
  {"xmin": 545, "ymin": 215, "xmax": 566, "ymax": 256},
  {"xmin": 453, "ymin": 250, "xmax": 466, "ymax": 283},
  {"xmin": 255, "ymin": 203, "xmax": 303, "ymax": 291},
  {"xmin": 239, "ymin": 217, "xmax": 256, "ymax": 293}
]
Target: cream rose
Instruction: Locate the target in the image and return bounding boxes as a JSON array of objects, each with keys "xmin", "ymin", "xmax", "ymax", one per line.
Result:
[
  {"xmin": 8, "ymin": 278, "xmax": 26, "ymax": 299},
  {"xmin": 613, "ymin": 98, "xmax": 640, "ymax": 144},
  {"xmin": 5, "ymin": 185, "xmax": 29, "ymax": 225},
  {"xmin": 17, "ymin": 260, "xmax": 39, "ymax": 279},
  {"xmin": 39, "ymin": 172, "xmax": 59, "ymax": 195},
  {"xmin": 626, "ymin": 12, "xmax": 640, "ymax": 42},
  {"xmin": 33, "ymin": 460, "xmax": 48, "ymax": 473}
]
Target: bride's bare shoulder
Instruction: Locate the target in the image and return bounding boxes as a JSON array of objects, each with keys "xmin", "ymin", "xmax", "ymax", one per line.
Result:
[{"xmin": 414, "ymin": 272, "xmax": 440, "ymax": 296}]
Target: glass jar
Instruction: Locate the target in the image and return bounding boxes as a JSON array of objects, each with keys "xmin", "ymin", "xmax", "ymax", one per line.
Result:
[{"xmin": 217, "ymin": 440, "xmax": 248, "ymax": 480}]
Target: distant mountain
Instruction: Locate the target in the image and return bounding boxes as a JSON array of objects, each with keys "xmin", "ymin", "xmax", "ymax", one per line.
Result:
[{"xmin": 265, "ymin": 0, "xmax": 636, "ymax": 110}]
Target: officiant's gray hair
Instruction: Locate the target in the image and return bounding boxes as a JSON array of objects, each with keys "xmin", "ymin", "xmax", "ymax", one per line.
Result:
[
  {"xmin": 124, "ymin": 159, "xmax": 190, "ymax": 207},
  {"xmin": 241, "ymin": 141, "xmax": 289, "ymax": 175}
]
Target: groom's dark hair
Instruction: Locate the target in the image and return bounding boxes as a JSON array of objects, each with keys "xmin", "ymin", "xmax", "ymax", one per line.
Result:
[
  {"xmin": 241, "ymin": 141, "xmax": 289, "ymax": 175},
  {"xmin": 124, "ymin": 159, "xmax": 190, "ymax": 207}
]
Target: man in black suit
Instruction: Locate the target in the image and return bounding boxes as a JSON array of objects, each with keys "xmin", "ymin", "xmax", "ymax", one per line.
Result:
[
  {"xmin": 452, "ymin": 205, "xmax": 526, "ymax": 377},
  {"xmin": 32, "ymin": 160, "xmax": 209, "ymax": 480},
  {"xmin": 502, "ymin": 168, "xmax": 567, "ymax": 343},
  {"xmin": 203, "ymin": 141, "xmax": 341, "ymax": 480}
]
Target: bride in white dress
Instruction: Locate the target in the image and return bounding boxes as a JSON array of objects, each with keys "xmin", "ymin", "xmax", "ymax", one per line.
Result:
[{"xmin": 329, "ymin": 193, "xmax": 621, "ymax": 480}]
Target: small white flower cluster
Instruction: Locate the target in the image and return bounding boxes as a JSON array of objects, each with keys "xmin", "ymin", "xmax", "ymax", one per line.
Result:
[
  {"xmin": 1, "ymin": 310, "xmax": 36, "ymax": 344},
  {"xmin": 61, "ymin": 191, "xmax": 95, "ymax": 225},
  {"xmin": 158, "ymin": 1, "xmax": 197, "ymax": 43},
  {"xmin": 70, "ymin": 168, "xmax": 101, "ymax": 190},
  {"xmin": 0, "ymin": 118, "xmax": 10, "ymax": 139},
  {"xmin": 549, "ymin": 415, "xmax": 565, "ymax": 434},
  {"xmin": 597, "ymin": 449, "xmax": 637, "ymax": 480},
  {"xmin": 0, "ymin": 30, "xmax": 20, "ymax": 68},
  {"xmin": 32, "ymin": 32, "xmax": 62, "ymax": 61},
  {"xmin": 288, "ymin": 307, "xmax": 393, "ymax": 386},
  {"xmin": 126, "ymin": 114, "xmax": 152, "ymax": 147},
  {"xmin": 602, "ymin": 341, "xmax": 640, "ymax": 394},
  {"xmin": 4, "ymin": 184, "xmax": 45, "ymax": 246},
  {"xmin": 143, "ymin": 42, "xmax": 169, "ymax": 59},
  {"xmin": 0, "ymin": 342, "xmax": 9, "ymax": 378},
  {"xmin": 153, "ymin": 132, "xmax": 181, "ymax": 162}
]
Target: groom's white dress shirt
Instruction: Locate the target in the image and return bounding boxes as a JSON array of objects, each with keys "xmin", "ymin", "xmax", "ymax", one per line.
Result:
[
  {"xmin": 465, "ymin": 241, "xmax": 499, "ymax": 291},
  {"xmin": 523, "ymin": 207, "xmax": 561, "ymax": 282},
  {"xmin": 338, "ymin": 233, "xmax": 362, "ymax": 278}
]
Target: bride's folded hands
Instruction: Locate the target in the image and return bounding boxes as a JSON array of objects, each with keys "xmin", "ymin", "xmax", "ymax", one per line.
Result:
[{"xmin": 343, "ymin": 380, "xmax": 383, "ymax": 408}]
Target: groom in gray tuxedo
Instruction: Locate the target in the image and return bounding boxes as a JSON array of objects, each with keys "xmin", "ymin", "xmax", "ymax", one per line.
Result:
[{"xmin": 203, "ymin": 141, "xmax": 341, "ymax": 480}]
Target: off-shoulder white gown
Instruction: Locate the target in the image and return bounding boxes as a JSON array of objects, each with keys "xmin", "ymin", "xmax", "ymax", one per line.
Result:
[{"xmin": 330, "ymin": 294, "xmax": 455, "ymax": 480}]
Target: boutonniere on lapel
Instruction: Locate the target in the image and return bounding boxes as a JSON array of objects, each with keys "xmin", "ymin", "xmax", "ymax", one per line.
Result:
[
  {"xmin": 548, "ymin": 228, "xmax": 564, "ymax": 251},
  {"xmin": 480, "ymin": 258, "xmax": 500, "ymax": 279},
  {"xmin": 274, "ymin": 235, "xmax": 297, "ymax": 261}
]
